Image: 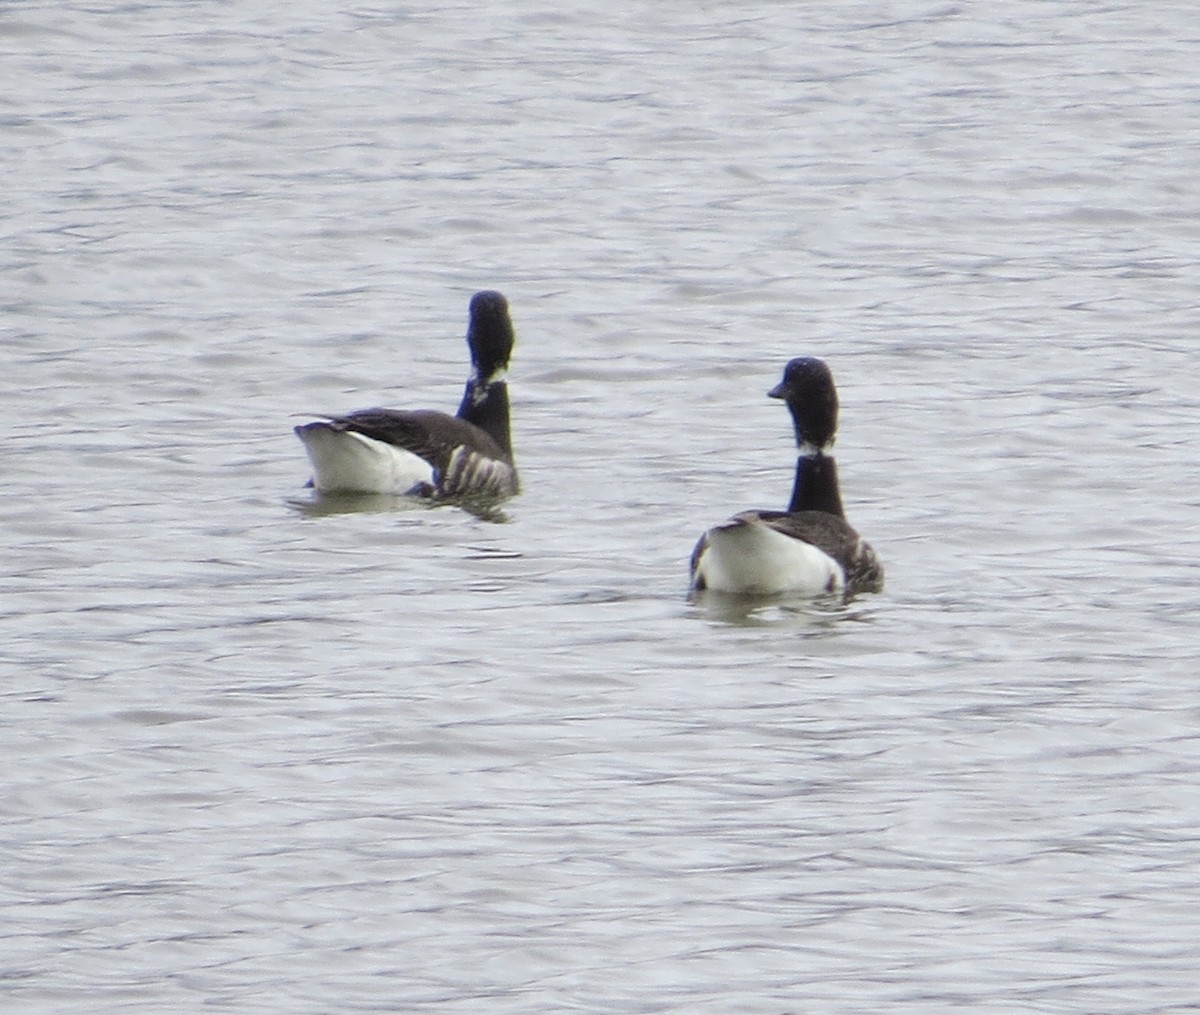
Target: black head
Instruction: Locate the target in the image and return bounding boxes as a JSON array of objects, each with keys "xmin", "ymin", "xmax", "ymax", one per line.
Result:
[
  {"xmin": 466, "ymin": 290, "xmax": 515, "ymax": 381},
  {"xmin": 768, "ymin": 356, "xmax": 839, "ymax": 452}
]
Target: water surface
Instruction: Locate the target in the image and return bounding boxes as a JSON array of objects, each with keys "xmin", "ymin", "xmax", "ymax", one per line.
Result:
[{"xmin": 4, "ymin": 1, "xmax": 1200, "ymax": 1011}]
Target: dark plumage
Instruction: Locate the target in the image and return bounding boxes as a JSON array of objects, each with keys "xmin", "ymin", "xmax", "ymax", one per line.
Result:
[
  {"xmin": 295, "ymin": 290, "xmax": 518, "ymax": 501},
  {"xmin": 690, "ymin": 357, "xmax": 882, "ymax": 598},
  {"xmin": 769, "ymin": 355, "xmax": 840, "ymax": 454}
]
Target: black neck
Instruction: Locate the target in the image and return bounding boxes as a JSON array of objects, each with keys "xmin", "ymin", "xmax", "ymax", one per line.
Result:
[
  {"xmin": 457, "ymin": 379, "xmax": 512, "ymax": 458},
  {"xmin": 786, "ymin": 452, "xmax": 845, "ymax": 517}
]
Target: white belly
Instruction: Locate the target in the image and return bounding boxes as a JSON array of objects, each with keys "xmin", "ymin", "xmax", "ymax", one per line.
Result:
[
  {"xmin": 694, "ymin": 519, "xmax": 844, "ymax": 596},
  {"xmin": 296, "ymin": 425, "xmax": 433, "ymax": 495}
]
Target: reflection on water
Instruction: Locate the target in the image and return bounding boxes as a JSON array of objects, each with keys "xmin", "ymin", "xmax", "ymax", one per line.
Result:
[
  {"xmin": 287, "ymin": 491, "xmax": 433, "ymax": 518},
  {"xmin": 688, "ymin": 588, "xmax": 877, "ymax": 629},
  {"xmin": 288, "ymin": 490, "xmax": 514, "ymax": 524}
]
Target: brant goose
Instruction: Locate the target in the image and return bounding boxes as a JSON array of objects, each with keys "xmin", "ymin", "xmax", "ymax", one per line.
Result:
[
  {"xmin": 295, "ymin": 290, "xmax": 518, "ymax": 501},
  {"xmin": 689, "ymin": 357, "xmax": 883, "ymax": 598}
]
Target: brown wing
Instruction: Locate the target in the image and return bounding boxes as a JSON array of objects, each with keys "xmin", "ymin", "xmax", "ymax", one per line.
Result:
[{"xmin": 316, "ymin": 408, "xmax": 508, "ymax": 480}]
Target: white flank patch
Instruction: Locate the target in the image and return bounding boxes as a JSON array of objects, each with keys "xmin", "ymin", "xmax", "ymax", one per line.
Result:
[
  {"xmin": 694, "ymin": 518, "xmax": 844, "ymax": 596},
  {"xmin": 297, "ymin": 426, "xmax": 433, "ymax": 495}
]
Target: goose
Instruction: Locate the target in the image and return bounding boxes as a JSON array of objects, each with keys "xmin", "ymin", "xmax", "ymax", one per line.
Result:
[
  {"xmin": 689, "ymin": 357, "xmax": 883, "ymax": 598},
  {"xmin": 295, "ymin": 290, "xmax": 518, "ymax": 501}
]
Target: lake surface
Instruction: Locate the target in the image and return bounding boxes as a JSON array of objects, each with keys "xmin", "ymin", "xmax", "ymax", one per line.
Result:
[{"xmin": 4, "ymin": 1, "xmax": 1200, "ymax": 1011}]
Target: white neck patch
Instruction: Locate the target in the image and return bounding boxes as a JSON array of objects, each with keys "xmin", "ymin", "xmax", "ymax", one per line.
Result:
[{"xmin": 469, "ymin": 368, "xmax": 506, "ymax": 406}]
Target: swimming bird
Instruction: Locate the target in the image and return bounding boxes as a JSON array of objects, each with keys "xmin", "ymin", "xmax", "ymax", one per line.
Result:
[
  {"xmin": 689, "ymin": 357, "xmax": 883, "ymax": 598},
  {"xmin": 295, "ymin": 290, "xmax": 518, "ymax": 501}
]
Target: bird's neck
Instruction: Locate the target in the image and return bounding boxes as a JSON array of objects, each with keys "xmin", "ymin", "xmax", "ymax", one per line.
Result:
[
  {"xmin": 786, "ymin": 452, "xmax": 845, "ymax": 517},
  {"xmin": 457, "ymin": 377, "xmax": 513, "ymax": 458}
]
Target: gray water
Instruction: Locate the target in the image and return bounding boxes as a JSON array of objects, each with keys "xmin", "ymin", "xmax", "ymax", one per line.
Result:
[{"xmin": 4, "ymin": 2, "xmax": 1200, "ymax": 1012}]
